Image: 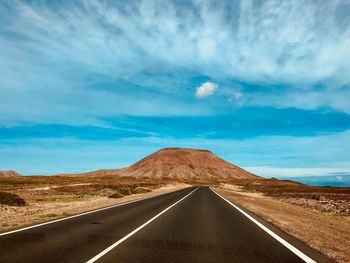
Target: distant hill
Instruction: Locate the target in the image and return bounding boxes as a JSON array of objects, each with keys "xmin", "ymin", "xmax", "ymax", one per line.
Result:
[
  {"xmin": 0, "ymin": 170, "xmax": 22, "ymax": 177},
  {"xmin": 72, "ymin": 148, "xmax": 259, "ymax": 182}
]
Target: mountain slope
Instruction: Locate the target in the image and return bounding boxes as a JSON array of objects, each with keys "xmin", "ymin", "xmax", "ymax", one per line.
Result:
[
  {"xmin": 0, "ymin": 170, "xmax": 22, "ymax": 177},
  {"xmin": 119, "ymin": 148, "xmax": 258, "ymax": 181},
  {"xmin": 78, "ymin": 148, "xmax": 258, "ymax": 182}
]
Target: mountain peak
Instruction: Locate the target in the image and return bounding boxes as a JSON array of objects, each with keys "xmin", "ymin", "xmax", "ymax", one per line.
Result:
[{"xmin": 157, "ymin": 147, "xmax": 212, "ymax": 153}]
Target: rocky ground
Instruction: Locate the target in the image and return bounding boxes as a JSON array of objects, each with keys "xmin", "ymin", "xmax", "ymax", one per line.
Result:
[{"xmin": 274, "ymin": 193, "xmax": 350, "ymax": 216}]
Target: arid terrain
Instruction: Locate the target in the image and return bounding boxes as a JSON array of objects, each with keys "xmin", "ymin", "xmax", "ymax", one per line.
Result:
[{"xmin": 1, "ymin": 148, "xmax": 349, "ymax": 262}]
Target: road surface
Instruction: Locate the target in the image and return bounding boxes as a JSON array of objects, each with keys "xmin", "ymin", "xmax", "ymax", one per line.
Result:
[{"xmin": 0, "ymin": 187, "xmax": 333, "ymax": 263}]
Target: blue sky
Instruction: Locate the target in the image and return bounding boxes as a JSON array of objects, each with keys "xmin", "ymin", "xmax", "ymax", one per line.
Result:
[{"xmin": 1, "ymin": 0, "xmax": 350, "ymax": 183}]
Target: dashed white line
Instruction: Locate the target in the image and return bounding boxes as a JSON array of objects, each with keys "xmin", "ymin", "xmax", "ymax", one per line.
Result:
[
  {"xmin": 86, "ymin": 187, "xmax": 198, "ymax": 263},
  {"xmin": 210, "ymin": 187, "xmax": 317, "ymax": 263}
]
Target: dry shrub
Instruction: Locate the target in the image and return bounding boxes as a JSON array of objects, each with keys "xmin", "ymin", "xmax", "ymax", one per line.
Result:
[
  {"xmin": 98, "ymin": 188, "xmax": 114, "ymax": 197},
  {"xmin": 118, "ymin": 187, "xmax": 132, "ymax": 196},
  {"xmin": 131, "ymin": 187, "xmax": 151, "ymax": 194},
  {"xmin": 0, "ymin": 191, "xmax": 26, "ymax": 206},
  {"xmin": 108, "ymin": 192, "xmax": 124, "ymax": 198}
]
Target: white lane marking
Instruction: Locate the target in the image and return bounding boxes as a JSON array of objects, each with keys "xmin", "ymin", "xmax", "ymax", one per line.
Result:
[
  {"xmin": 0, "ymin": 188, "xmax": 190, "ymax": 237},
  {"xmin": 86, "ymin": 187, "xmax": 198, "ymax": 263},
  {"xmin": 210, "ymin": 187, "xmax": 317, "ymax": 263}
]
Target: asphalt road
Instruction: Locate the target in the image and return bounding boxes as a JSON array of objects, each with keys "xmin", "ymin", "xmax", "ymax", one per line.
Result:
[{"xmin": 0, "ymin": 186, "xmax": 333, "ymax": 263}]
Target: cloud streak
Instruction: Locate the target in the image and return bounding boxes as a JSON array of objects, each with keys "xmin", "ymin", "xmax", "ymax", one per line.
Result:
[{"xmin": 1, "ymin": 0, "xmax": 350, "ymax": 126}]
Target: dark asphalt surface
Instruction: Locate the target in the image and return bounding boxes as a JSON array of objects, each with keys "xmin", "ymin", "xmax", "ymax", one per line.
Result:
[
  {"xmin": 0, "ymin": 187, "xmax": 195, "ymax": 263},
  {"xmin": 0, "ymin": 186, "xmax": 332, "ymax": 263}
]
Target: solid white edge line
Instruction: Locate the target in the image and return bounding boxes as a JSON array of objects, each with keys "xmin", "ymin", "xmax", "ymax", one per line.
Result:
[
  {"xmin": 0, "ymin": 187, "xmax": 190, "ymax": 237},
  {"xmin": 209, "ymin": 187, "xmax": 317, "ymax": 263},
  {"xmin": 86, "ymin": 187, "xmax": 198, "ymax": 263}
]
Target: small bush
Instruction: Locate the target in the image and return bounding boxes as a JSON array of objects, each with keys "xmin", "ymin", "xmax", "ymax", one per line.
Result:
[
  {"xmin": 312, "ymin": 193, "xmax": 326, "ymax": 201},
  {"xmin": 108, "ymin": 192, "xmax": 124, "ymax": 198},
  {"xmin": 131, "ymin": 187, "xmax": 151, "ymax": 194},
  {"xmin": 0, "ymin": 191, "xmax": 26, "ymax": 206},
  {"xmin": 41, "ymin": 213, "xmax": 59, "ymax": 218},
  {"xmin": 118, "ymin": 187, "xmax": 132, "ymax": 196},
  {"xmin": 98, "ymin": 188, "xmax": 114, "ymax": 197}
]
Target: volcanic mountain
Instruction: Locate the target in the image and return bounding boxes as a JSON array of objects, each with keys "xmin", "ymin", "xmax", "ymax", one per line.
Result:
[{"xmin": 79, "ymin": 148, "xmax": 259, "ymax": 182}]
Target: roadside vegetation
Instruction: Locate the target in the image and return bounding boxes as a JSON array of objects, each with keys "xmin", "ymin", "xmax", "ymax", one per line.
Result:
[
  {"xmin": 107, "ymin": 186, "xmax": 151, "ymax": 198},
  {"xmin": 0, "ymin": 191, "xmax": 26, "ymax": 206},
  {"xmin": 108, "ymin": 192, "xmax": 124, "ymax": 198}
]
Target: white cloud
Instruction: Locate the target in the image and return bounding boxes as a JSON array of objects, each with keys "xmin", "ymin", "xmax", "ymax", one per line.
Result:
[
  {"xmin": 336, "ymin": 176, "xmax": 344, "ymax": 181},
  {"xmin": 195, "ymin": 82, "xmax": 217, "ymax": 99}
]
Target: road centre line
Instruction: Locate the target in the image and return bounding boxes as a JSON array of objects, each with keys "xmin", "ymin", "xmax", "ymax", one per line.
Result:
[{"xmin": 86, "ymin": 187, "xmax": 198, "ymax": 263}]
